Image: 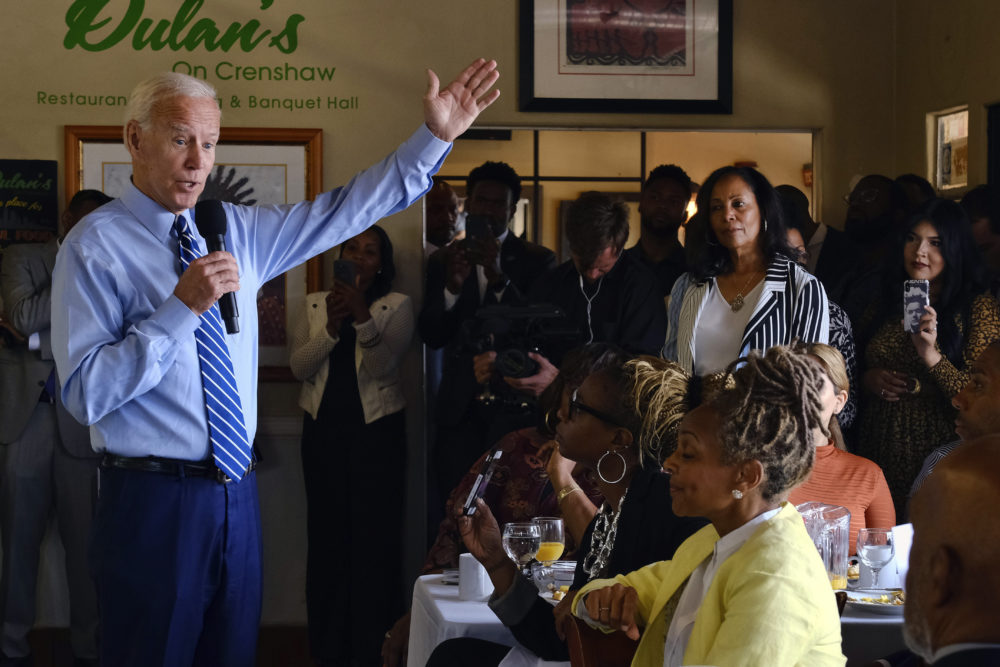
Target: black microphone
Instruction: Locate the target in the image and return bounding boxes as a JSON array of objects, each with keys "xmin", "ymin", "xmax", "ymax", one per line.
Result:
[{"xmin": 194, "ymin": 199, "xmax": 240, "ymax": 334}]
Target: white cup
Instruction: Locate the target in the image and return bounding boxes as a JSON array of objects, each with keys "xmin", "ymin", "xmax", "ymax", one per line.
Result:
[{"xmin": 458, "ymin": 552, "xmax": 494, "ymax": 601}]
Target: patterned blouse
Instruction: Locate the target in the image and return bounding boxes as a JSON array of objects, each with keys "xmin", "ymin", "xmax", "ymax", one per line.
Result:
[
  {"xmin": 422, "ymin": 427, "xmax": 603, "ymax": 574},
  {"xmin": 858, "ymin": 292, "xmax": 1000, "ymax": 514}
]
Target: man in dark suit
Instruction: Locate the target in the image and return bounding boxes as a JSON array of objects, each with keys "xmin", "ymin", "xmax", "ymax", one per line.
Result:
[
  {"xmin": 775, "ymin": 183, "xmax": 858, "ymax": 301},
  {"xmin": 419, "ymin": 161, "xmax": 555, "ymax": 501},
  {"xmin": 0, "ymin": 189, "xmax": 110, "ymax": 667},
  {"xmin": 902, "ymin": 435, "xmax": 1000, "ymax": 666}
]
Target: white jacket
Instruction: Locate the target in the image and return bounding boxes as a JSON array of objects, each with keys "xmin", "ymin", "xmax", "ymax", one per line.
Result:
[{"xmin": 290, "ymin": 291, "xmax": 413, "ymax": 424}]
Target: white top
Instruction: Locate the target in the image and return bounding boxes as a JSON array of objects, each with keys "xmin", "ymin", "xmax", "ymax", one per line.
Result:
[
  {"xmin": 662, "ymin": 508, "xmax": 781, "ymax": 667},
  {"xmin": 693, "ymin": 278, "xmax": 764, "ymax": 376}
]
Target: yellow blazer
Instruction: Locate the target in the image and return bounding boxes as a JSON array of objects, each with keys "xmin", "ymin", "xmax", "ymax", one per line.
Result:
[{"xmin": 574, "ymin": 503, "xmax": 845, "ymax": 666}]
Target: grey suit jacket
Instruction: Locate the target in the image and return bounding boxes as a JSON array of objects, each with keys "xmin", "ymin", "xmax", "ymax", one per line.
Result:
[{"xmin": 0, "ymin": 240, "xmax": 93, "ymax": 456}]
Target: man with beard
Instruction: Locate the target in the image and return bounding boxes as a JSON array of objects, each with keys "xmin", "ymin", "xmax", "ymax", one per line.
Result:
[
  {"xmin": 903, "ymin": 436, "xmax": 1000, "ymax": 665},
  {"xmin": 624, "ymin": 164, "xmax": 692, "ymax": 300}
]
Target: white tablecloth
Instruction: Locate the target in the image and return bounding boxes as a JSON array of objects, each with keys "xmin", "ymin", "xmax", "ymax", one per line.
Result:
[
  {"xmin": 407, "ymin": 574, "xmax": 906, "ymax": 667},
  {"xmin": 407, "ymin": 574, "xmax": 568, "ymax": 667}
]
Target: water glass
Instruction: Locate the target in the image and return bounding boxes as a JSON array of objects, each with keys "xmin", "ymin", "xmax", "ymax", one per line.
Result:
[
  {"xmin": 857, "ymin": 527, "xmax": 895, "ymax": 588},
  {"xmin": 502, "ymin": 522, "xmax": 541, "ymax": 576}
]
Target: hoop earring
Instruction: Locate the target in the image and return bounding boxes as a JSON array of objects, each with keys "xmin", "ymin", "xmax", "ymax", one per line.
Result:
[
  {"xmin": 597, "ymin": 450, "xmax": 627, "ymax": 484},
  {"xmin": 762, "ymin": 218, "xmax": 768, "ymax": 233},
  {"xmin": 544, "ymin": 409, "xmax": 559, "ymax": 433}
]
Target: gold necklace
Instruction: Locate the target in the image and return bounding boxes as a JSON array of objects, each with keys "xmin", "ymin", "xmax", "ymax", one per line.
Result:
[{"xmin": 729, "ymin": 270, "xmax": 762, "ymax": 312}]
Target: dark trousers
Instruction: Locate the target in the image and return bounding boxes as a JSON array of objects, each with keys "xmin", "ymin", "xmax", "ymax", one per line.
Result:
[
  {"xmin": 90, "ymin": 466, "xmax": 262, "ymax": 666},
  {"xmin": 301, "ymin": 410, "xmax": 406, "ymax": 667}
]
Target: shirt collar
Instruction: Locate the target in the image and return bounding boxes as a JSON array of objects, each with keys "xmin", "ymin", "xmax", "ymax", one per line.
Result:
[
  {"xmin": 120, "ymin": 179, "xmax": 189, "ymax": 244},
  {"xmin": 932, "ymin": 642, "xmax": 1000, "ymax": 663},
  {"xmin": 808, "ymin": 222, "xmax": 828, "ymax": 249},
  {"xmin": 713, "ymin": 506, "xmax": 781, "ymax": 562}
]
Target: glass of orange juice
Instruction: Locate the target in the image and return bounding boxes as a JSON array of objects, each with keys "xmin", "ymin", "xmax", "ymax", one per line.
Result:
[{"xmin": 533, "ymin": 517, "xmax": 565, "ymax": 564}]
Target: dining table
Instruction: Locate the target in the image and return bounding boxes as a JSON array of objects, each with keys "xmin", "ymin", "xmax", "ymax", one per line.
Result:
[{"xmin": 406, "ymin": 573, "xmax": 908, "ymax": 666}]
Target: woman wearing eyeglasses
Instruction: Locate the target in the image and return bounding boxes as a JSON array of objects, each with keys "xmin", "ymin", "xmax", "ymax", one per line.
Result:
[{"xmin": 425, "ymin": 353, "xmax": 706, "ymax": 666}]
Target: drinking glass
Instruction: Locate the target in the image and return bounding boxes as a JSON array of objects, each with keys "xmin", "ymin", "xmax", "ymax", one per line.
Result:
[
  {"xmin": 857, "ymin": 528, "xmax": 895, "ymax": 588},
  {"xmin": 532, "ymin": 517, "xmax": 565, "ymax": 565},
  {"xmin": 502, "ymin": 522, "xmax": 541, "ymax": 576}
]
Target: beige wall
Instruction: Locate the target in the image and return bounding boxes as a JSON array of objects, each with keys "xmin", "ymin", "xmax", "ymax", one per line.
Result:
[
  {"xmin": 894, "ymin": 0, "xmax": 1000, "ymax": 189},
  {"xmin": 0, "ymin": 0, "xmax": 988, "ymax": 626}
]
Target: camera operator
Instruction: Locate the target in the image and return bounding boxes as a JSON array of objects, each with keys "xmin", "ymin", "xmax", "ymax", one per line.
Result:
[
  {"xmin": 419, "ymin": 161, "xmax": 555, "ymax": 506},
  {"xmin": 476, "ymin": 192, "xmax": 666, "ymax": 400}
]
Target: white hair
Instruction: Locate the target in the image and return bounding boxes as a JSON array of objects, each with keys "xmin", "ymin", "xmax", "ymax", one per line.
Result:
[{"xmin": 123, "ymin": 72, "xmax": 218, "ymax": 145}]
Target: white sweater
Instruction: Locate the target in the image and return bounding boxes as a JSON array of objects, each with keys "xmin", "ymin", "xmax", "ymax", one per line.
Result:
[{"xmin": 290, "ymin": 290, "xmax": 413, "ymax": 424}]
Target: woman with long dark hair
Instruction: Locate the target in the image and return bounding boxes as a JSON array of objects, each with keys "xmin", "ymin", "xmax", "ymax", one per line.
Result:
[
  {"xmin": 859, "ymin": 198, "xmax": 1000, "ymax": 513},
  {"xmin": 290, "ymin": 225, "xmax": 414, "ymax": 666},
  {"xmin": 664, "ymin": 165, "xmax": 828, "ymax": 376}
]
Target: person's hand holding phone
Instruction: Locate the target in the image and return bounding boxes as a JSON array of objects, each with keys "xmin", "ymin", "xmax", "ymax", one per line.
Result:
[
  {"xmin": 325, "ymin": 290, "xmax": 350, "ymax": 337},
  {"xmin": 457, "ymin": 498, "xmax": 517, "ymax": 594},
  {"xmin": 334, "ymin": 278, "xmax": 370, "ymax": 325},
  {"xmin": 911, "ymin": 304, "xmax": 942, "ymax": 368},
  {"xmin": 443, "ymin": 244, "xmax": 472, "ymax": 295}
]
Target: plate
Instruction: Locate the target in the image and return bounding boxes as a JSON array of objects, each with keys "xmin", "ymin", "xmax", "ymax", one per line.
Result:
[{"xmin": 846, "ymin": 589, "xmax": 905, "ymax": 615}]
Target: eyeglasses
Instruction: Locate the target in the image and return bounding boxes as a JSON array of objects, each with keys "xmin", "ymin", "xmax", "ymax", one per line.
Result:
[
  {"xmin": 842, "ymin": 188, "xmax": 881, "ymax": 205},
  {"xmin": 568, "ymin": 387, "xmax": 625, "ymax": 428}
]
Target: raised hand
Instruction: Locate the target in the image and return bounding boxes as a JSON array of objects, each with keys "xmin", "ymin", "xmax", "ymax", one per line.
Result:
[{"xmin": 424, "ymin": 59, "xmax": 501, "ymax": 142}]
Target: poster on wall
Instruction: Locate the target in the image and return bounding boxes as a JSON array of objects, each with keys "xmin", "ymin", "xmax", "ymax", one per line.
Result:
[
  {"xmin": 66, "ymin": 127, "xmax": 322, "ymax": 380},
  {"xmin": 519, "ymin": 0, "xmax": 733, "ymax": 113},
  {"xmin": 0, "ymin": 159, "xmax": 58, "ymax": 249}
]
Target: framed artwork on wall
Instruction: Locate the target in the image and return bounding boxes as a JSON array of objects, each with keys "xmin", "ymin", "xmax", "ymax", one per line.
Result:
[
  {"xmin": 64, "ymin": 125, "xmax": 323, "ymax": 381},
  {"xmin": 519, "ymin": 0, "xmax": 733, "ymax": 114}
]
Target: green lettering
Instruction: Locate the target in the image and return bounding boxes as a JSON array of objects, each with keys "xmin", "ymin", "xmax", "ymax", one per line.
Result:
[
  {"xmin": 269, "ymin": 14, "xmax": 304, "ymax": 54},
  {"xmin": 64, "ymin": 0, "xmax": 141, "ymax": 51},
  {"xmin": 168, "ymin": 0, "xmax": 203, "ymax": 49},
  {"xmin": 318, "ymin": 66, "xmax": 336, "ymax": 81}
]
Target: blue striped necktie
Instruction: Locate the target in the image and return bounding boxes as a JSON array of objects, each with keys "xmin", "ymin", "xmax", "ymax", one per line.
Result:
[{"xmin": 175, "ymin": 214, "xmax": 252, "ymax": 481}]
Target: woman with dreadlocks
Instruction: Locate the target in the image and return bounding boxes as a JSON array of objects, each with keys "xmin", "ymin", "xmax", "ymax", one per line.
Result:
[
  {"xmin": 425, "ymin": 354, "xmax": 706, "ymax": 666},
  {"xmin": 571, "ymin": 344, "xmax": 845, "ymax": 667}
]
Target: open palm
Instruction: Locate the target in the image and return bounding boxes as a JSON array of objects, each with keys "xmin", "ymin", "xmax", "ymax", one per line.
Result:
[{"xmin": 424, "ymin": 58, "xmax": 501, "ymax": 142}]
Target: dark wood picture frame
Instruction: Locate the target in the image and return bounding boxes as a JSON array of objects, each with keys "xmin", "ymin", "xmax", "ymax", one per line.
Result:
[{"xmin": 519, "ymin": 0, "xmax": 733, "ymax": 114}]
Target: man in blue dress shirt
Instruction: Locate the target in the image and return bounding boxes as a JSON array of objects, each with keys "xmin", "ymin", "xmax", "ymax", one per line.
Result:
[{"xmin": 50, "ymin": 61, "xmax": 499, "ymax": 666}]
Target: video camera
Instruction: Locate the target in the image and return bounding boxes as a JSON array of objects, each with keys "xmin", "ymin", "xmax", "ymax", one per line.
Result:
[{"xmin": 463, "ymin": 303, "xmax": 581, "ymax": 378}]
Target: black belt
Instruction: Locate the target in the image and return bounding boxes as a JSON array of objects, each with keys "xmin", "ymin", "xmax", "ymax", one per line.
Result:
[{"xmin": 100, "ymin": 454, "xmax": 255, "ymax": 484}]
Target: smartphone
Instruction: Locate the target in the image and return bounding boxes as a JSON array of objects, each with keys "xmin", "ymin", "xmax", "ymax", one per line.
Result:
[
  {"xmin": 903, "ymin": 279, "xmax": 930, "ymax": 334},
  {"xmin": 464, "ymin": 214, "xmax": 493, "ymax": 242},
  {"xmin": 461, "ymin": 448, "xmax": 503, "ymax": 516},
  {"xmin": 460, "ymin": 214, "xmax": 495, "ymax": 265},
  {"xmin": 333, "ymin": 259, "xmax": 358, "ymax": 287}
]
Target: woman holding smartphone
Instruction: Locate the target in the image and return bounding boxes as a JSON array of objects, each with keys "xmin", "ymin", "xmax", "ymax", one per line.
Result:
[
  {"xmin": 289, "ymin": 225, "xmax": 414, "ymax": 667},
  {"xmin": 858, "ymin": 198, "xmax": 1000, "ymax": 514}
]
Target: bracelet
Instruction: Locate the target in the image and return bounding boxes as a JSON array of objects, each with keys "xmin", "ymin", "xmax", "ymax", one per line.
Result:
[{"xmin": 557, "ymin": 484, "xmax": 582, "ymax": 504}]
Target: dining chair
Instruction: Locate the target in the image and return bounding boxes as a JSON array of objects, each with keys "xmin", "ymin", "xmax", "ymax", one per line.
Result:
[{"xmin": 565, "ymin": 616, "xmax": 639, "ymax": 667}]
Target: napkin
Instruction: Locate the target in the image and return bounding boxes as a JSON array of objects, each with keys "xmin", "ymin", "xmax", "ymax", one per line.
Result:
[{"xmin": 459, "ymin": 552, "xmax": 494, "ymax": 600}]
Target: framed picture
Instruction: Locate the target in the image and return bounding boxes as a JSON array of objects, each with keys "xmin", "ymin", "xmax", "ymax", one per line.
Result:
[
  {"xmin": 519, "ymin": 0, "xmax": 733, "ymax": 114},
  {"xmin": 928, "ymin": 106, "xmax": 969, "ymax": 192},
  {"xmin": 64, "ymin": 125, "xmax": 323, "ymax": 381}
]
